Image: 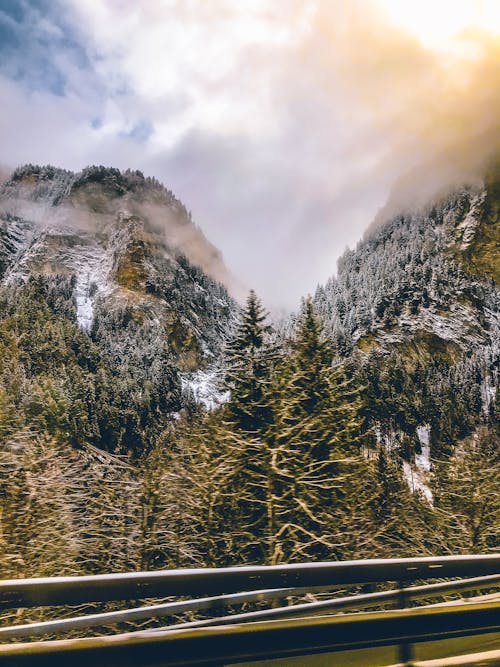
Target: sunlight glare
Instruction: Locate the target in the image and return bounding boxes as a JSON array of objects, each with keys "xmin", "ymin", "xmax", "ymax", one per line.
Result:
[{"xmin": 378, "ymin": 0, "xmax": 500, "ymax": 51}]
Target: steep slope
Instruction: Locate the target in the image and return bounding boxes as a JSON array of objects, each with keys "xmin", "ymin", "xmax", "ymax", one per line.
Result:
[
  {"xmin": 0, "ymin": 165, "xmax": 239, "ymax": 454},
  {"xmin": 0, "ymin": 164, "xmax": 238, "ymax": 364},
  {"xmin": 314, "ymin": 165, "xmax": 499, "ymax": 496},
  {"xmin": 315, "ymin": 175, "xmax": 498, "ymax": 358}
]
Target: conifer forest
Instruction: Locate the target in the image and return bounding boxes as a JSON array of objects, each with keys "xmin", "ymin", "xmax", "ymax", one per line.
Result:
[{"xmin": 0, "ymin": 163, "xmax": 498, "ymax": 632}]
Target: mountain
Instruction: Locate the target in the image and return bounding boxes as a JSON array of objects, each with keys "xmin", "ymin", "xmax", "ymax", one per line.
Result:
[
  {"xmin": 314, "ymin": 162, "xmax": 499, "ymax": 498},
  {"xmin": 0, "ymin": 161, "xmax": 498, "ymax": 588},
  {"xmin": 315, "ymin": 166, "xmax": 498, "ymax": 356},
  {"xmin": 0, "ymin": 164, "xmax": 239, "ymax": 454},
  {"xmin": 0, "ymin": 164, "xmax": 237, "ymax": 349}
]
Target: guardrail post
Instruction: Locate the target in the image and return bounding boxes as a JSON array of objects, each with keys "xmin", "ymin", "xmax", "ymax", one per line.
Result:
[{"xmin": 397, "ymin": 581, "xmax": 414, "ymax": 666}]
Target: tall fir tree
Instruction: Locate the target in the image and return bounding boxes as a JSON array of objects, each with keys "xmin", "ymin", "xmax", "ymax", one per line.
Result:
[
  {"xmin": 223, "ymin": 290, "xmax": 276, "ymax": 434},
  {"xmin": 270, "ymin": 299, "xmax": 371, "ymax": 562},
  {"xmin": 206, "ymin": 290, "xmax": 280, "ymax": 564}
]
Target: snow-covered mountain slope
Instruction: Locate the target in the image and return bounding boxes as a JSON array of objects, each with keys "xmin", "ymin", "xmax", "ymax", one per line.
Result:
[
  {"xmin": 314, "ymin": 162, "xmax": 499, "ymax": 499},
  {"xmin": 314, "ymin": 166, "xmax": 499, "ymax": 359},
  {"xmin": 0, "ymin": 164, "xmax": 239, "ymax": 375}
]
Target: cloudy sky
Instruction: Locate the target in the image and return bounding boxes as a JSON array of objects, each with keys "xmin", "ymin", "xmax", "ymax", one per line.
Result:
[{"xmin": 0, "ymin": 1, "xmax": 499, "ymax": 308}]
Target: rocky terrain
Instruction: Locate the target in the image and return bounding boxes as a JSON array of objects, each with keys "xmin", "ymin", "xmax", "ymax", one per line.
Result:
[
  {"xmin": 314, "ymin": 162, "xmax": 499, "ymax": 498},
  {"xmin": 0, "ymin": 165, "xmax": 239, "ymax": 409}
]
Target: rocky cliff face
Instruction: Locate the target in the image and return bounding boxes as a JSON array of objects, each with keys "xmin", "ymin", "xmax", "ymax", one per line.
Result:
[
  {"xmin": 0, "ymin": 165, "xmax": 238, "ymax": 369},
  {"xmin": 314, "ymin": 163, "xmax": 499, "ymax": 498}
]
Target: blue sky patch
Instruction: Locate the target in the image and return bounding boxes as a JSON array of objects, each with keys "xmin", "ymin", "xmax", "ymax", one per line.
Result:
[
  {"xmin": 0, "ymin": 0, "xmax": 93, "ymax": 96},
  {"xmin": 121, "ymin": 120, "xmax": 154, "ymax": 144}
]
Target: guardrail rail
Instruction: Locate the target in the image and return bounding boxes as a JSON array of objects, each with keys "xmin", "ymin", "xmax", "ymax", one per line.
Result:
[{"xmin": 0, "ymin": 554, "xmax": 499, "ymax": 666}]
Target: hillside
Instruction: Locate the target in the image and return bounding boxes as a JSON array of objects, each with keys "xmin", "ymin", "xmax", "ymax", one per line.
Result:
[
  {"xmin": 314, "ymin": 165, "xmax": 499, "ymax": 497},
  {"xmin": 0, "ymin": 164, "xmax": 239, "ymax": 455}
]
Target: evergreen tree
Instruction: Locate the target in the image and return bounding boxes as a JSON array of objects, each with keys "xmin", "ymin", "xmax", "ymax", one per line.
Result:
[
  {"xmin": 279, "ymin": 299, "xmax": 362, "ymax": 460},
  {"xmin": 270, "ymin": 300, "xmax": 370, "ymax": 562},
  {"xmin": 211, "ymin": 291, "xmax": 279, "ymax": 563},
  {"xmin": 223, "ymin": 290, "xmax": 275, "ymax": 434}
]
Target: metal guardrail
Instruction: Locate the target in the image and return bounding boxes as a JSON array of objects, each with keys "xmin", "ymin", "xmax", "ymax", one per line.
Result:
[
  {"xmin": 1, "ymin": 554, "xmax": 499, "ymax": 609},
  {"xmin": 0, "ymin": 585, "xmax": 321, "ymax": 640},
  {"xmin": 2, "ymin": 574, "xmax": 499, "ymax": 641},
  {"xmin": 0, "ymin": 600, "xmax": 499, "ymax": 666},
  {"xmin": 0, "ymin": 555, "xmax": 499, "ymax": 665},
  {"xmin": 146, "ymin": 573, "xmax": 500, "ymax": 632}
]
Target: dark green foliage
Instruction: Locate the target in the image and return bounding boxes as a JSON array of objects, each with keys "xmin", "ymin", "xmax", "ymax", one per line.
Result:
[
  {"xmin": 357, "ymin": 346, "xmax": 495, "ymax": 461},
  {"xmin": 0, "ymin": 276, "xmax": 181, "ymax": 455},
  {"xmin": 223, "ymin": 290, "xmax": 276, "ymax": 434},
  {"xmin": 277, "ymin": 299, "xmax": 361, "ymax": 463}
]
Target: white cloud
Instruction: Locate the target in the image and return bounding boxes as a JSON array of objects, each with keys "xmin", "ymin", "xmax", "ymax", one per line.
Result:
[
  {"xmin": 66, "ymin": 0, "xmax": 311, "ymax": 144},
  {"xmin": 0, "ymin": 0, "xmax": 498, "ymax": 309}
]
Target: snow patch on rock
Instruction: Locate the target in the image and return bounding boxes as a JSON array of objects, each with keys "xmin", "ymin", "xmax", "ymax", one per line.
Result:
[
  {"xmin": 415, "ymin": 425, "xmax": 431, "ymax": 472},
  {"xmin": 73, "ymin": 243, "xmax": 114, "ymax": 331},
  {"xmin": 455, "ymin": 191, "xmax": 485, "ymax": 250},
  {"xmin": 376, "ymin": 424, "xmax": 434, "ymax": 503},
  {"xmin": 402, "ymin": 425, "xmax": 433, "ymax": 503},
  {"xmin": 2, "ymin": 224, "xmax": 115, "ymax": 331},
  {"xmin": 403, "ymin": 460, "xmax": 433, "ymax": 504},
  {"xmin": 481, "ymin": 375, "xmax": 497, "ymax": 415},
  {"xmin": 378, "ymin": 301, "xmax": 489, "ymax": 350},
  {"xmin": 181, "ymin": 369, "xmax": 229, "ymax": 410}
]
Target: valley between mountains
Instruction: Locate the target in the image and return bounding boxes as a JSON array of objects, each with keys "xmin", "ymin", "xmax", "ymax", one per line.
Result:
[{"xmin": 0, "ymin": 162, "xmax": 497, "ymax": 603}]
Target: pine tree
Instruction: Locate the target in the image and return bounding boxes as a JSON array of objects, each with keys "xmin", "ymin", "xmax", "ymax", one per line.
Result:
[
  {"xmin": 210, "ymin": 291, "xmax": 280, "ymax": 563},
  {"xmin": 269, "ymin": 299, "xmax": 369, "ymax": 562},
  {"xmin": 279, "ymin": 299, "xmax": 362, "ymax": 460},
  {"xmin": 223, "ymin": 290, "xmax": 275, "ymax": 434}
]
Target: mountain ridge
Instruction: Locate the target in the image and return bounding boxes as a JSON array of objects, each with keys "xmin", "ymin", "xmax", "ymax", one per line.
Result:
[
  {"xmin": 314, "ymin": 176, "xmax": 498, "ymax": 359},
  {"xmin": 0, "ymin": 164, "xmax": 239, "ymax": 360}
]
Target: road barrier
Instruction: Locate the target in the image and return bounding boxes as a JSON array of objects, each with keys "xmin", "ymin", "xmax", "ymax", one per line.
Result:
[{"xmin": 0, "ymin": 554, "xmax": 499, "ymax": 665}]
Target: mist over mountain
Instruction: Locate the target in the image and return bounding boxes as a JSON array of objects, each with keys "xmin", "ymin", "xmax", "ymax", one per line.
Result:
[
  {"xmin": 316, "ymin": 161, "xmax": 499, "ymax": 354},
  {"xmin": 0, "ymin": 164, "xmax": 243, "ymax": 293},
  {"xmin": 0, "ymin": 164, "xmax": 240, "ymax": 455}
]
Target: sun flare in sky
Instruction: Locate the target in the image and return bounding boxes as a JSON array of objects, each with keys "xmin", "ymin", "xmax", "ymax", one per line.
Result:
[{"xmin": 379, "ymin": 0, "xmax": 500, "ymax": 51}]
